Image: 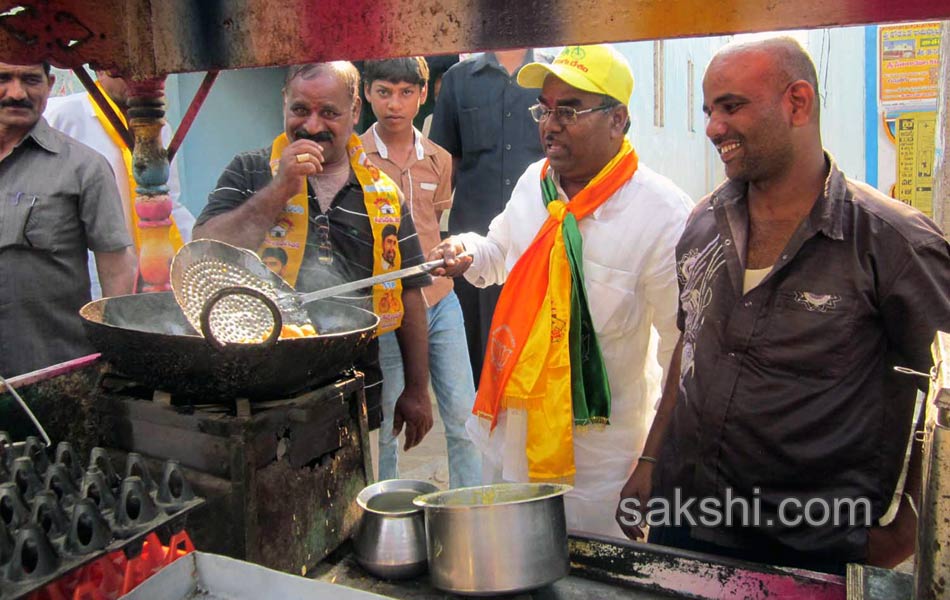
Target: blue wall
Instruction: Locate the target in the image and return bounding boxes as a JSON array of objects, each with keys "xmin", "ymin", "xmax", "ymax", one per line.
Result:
[
  {"xmin": 615, "ymin": 37, "xmax": 728, "ymax": 202},
  {"xmin": 166, "ymin": 67, "xmax": 286, "ymax": 219},
  {"xmin": 805, "ymin": 27, "xmax": 868, "ymax": 182},
  {"xmin": 864, "ymin": 25, "xmax": 879, "ymax": 189}
]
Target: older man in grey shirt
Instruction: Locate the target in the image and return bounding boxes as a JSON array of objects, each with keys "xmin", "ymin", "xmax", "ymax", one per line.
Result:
[{"xmin": 0, "ymin": 61, "xmax": 134, "ymax": 377}]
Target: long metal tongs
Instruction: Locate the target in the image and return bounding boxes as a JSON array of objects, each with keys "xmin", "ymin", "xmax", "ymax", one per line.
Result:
[{"xmin": 275, "ymin": 256, "xmax": 463, "ymax": 312}]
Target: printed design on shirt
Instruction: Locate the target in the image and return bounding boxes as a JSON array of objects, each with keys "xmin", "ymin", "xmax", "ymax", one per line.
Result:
[
  {"xmin": 677, "ymin": 236, "xmax": 726, "ymax": 398},
  {"xmin": 268, "ymin": 217, "xmax": 293, "ymax": 239},
  {"xmin": 365, "ymin": 182, "xmax": 397, "ymax": 195},
  {"xmin": 489, "ymin": 324, "xmax": 516, "ymax": 372},
  {"xmin": 793, "ymin": 292, "xmax": 841, "ymax": 313},
  {"xmin": 374, "ymin": 197, "xmax": 397, "ymax": 215},
  {"xmin": 551, "ymin": 308, "xmax": 567, "ymax": 344}
]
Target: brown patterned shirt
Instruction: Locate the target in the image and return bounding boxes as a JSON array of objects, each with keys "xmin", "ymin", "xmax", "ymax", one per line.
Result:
[{"xmin": 360, "ymin": 125, "xmax": 454, "ymax": 307}]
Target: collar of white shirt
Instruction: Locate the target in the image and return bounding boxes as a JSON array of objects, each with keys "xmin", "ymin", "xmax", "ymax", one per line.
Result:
[{"xmin": 370, "ymin": 122, "xmax": 425, "ymax": 162}]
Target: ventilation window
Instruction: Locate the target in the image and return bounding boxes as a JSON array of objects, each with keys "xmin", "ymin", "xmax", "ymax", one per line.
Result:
[{"xmin": 653, "ymin": 41, "xmax": 665, "ymax": 128}]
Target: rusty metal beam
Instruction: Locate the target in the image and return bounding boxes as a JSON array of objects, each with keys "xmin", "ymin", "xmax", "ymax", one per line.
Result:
[
  {"xmin": 72, "ymin": 65, "xmax": 134, "ymax": 149},
  {"xmin": 0, "ymin": 2, "xmax": 137, "ymax": 73},
  {"xmin": 1, "ymin": 0, "xmax": 949, "ymax": 79},
  {"xmin": 166, "ymin": 70, "xmax": 217, "ymax": 163}
]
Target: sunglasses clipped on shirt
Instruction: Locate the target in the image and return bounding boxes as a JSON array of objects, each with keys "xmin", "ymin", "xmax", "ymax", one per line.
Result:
[
  {"xmin": 309, "ymin": 213, "xmax": 333, "ymax": 265},
  {"xmin": 528, "ymin": 103, "xmax": 613, "ymax": 125}
]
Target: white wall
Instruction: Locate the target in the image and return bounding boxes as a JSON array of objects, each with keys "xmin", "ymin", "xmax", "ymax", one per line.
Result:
[
  {"xmin": 615, "ymin": 37, "xmax": 728, "ymax": 203},
  {"xmin": 612, "ymin": 27, "xmax": 869, "ymax": 203},
  {"xmin": 878, "ymin": 121, "xmax": 898, "ymax": 195},
  {"xmin": 47, "ymin": 66, "xmax": 287, "ymax": 220},
  {"xmin": 804, "ymin": 27, "xmax": 868, "ymax": 183}
]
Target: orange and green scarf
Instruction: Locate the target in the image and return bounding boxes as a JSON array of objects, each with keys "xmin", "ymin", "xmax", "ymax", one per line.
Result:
[{"xmin": 473, "ymin": 139, "xmax": 638, "ymax": 481}]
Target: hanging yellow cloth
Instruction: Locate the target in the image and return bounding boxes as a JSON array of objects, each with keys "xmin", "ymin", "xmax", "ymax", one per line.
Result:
[
  {"xmin": 263, "ymin": 133, "xmax": 310, "ymax": 286},
  {"xmin": 264, "ymin": 133, "xmax": 404, "ymax": 335},
  {"xmin": 504, "ymin": 208, "xmax": 576, "ymax": 481},
  {"xmin": 88, "ymin": 83, "xmax": 185, "ymax": 252},
  {"xmin": 347, "ymin": 134, "xmax": 405, "ymax": 335}
]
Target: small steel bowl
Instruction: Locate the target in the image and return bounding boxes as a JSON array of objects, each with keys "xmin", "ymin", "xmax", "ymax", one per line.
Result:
[{"xmin": 353, "ymin": 479, "xmax": 438, "ymax": 579}]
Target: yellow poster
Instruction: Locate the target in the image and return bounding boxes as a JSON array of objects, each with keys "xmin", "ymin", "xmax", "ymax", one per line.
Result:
[
  {"xmin": 879, "ymin": 22, "xmax": 941, "ymax": 105},
  {"xmin": 895, "ymin": 111, "xmax": 936, "ymax": 218}
]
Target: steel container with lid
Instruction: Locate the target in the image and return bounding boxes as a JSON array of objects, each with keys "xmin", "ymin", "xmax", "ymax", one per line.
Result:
[{"xmin": 413, "ymin": 483, "xmax": 571, "ymax": 595}]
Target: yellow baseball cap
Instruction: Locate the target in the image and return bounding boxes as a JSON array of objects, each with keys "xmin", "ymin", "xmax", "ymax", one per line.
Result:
[{"xmin": 517, "ymin": 44, "xmax": 634, "ymax": 106}]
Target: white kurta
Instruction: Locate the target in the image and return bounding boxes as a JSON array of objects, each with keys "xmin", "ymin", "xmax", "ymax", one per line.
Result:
[
  {"xmin": 458, "ymin": 158, "xmax": 692, "ymax": 537},
  {"xmin": 45, "ymin": 92, "xmax": 195, "ymax": 298}
]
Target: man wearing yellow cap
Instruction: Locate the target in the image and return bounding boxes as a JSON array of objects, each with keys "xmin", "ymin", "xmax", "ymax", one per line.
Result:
[{"xmin": 430, "ymin": 44, "xmax": 692, "ymax": 537}]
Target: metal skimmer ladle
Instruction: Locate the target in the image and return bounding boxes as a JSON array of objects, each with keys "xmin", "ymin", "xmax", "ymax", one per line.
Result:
[{"xmin": 170, "ymin": 239, "xmax": 459, "ymax": 348}]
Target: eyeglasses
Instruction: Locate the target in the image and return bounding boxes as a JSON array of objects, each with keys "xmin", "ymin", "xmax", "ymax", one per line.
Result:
[{"xmin": 528, "ymin": 103, "xmax": 613, "ymax": 125}]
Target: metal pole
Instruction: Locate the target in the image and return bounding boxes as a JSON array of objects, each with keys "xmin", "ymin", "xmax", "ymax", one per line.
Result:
[
  {"xmin": 126, "ymin": 78, "xmax": 175, "ymax": 292},
  {"xmin": 167, "ymin": 70, "xmax": 219, "ymax": 164},
  {"xmin": 913, "ymin": 331, "xmax": 950, "ymax": 600},
  {"xmin": 934, "ymin": 22, "xmax": 950, "ymax": 236}
]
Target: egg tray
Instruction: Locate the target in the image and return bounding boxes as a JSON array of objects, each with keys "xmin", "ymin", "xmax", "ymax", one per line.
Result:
[{"xmin": 0, "ymin": 433, "xmax": 204, "ymax": 600}]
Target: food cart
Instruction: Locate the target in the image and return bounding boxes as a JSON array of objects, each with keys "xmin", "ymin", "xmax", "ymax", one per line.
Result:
[{"xmin": 1, "ymin": 1, "xmax": 948, "ymax": 598}]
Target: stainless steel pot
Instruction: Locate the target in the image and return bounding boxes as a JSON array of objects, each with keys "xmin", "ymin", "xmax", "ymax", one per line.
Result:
[
  {"xmin": 353, "ymin": 479, "xmax": 437, "ymax": 579},
  {"xmin": 413, "ymin": 483, "xmax": 571, "ymax": 595}
]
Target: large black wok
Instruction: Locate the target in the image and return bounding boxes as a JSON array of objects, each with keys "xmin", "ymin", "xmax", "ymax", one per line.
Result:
[{"xmin": 80, "ymin": 292, "xmax": 378, "ymax": 401}]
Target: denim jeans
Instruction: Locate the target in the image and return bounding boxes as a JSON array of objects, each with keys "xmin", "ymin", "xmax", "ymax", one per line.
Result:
[{"xmin": 378, "ymin": 290, "xmax": 481, "ymax": 488}]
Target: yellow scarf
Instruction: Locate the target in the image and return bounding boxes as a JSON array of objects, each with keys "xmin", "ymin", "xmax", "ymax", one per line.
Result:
[
  {"xmin": 264, "ymin": 133, "xmax": 404, "ymax": 335},
  {"xmin": 88, "ymin": 83, "xmax": 185, "ymax": 253}
]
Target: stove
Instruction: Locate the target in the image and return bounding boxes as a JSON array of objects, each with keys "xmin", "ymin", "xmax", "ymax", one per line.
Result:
[{"xmin": 0, "ymin": 356, "xmax": 374, "ymax": 575}]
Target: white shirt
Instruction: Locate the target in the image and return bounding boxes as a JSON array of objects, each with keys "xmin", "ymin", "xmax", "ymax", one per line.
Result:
[
  {"xmin": 459, "ymin": 157, "xmax": 693, "ymax": 537},
  {"xmin": 45, "ymin": 92, "xmax": 195, "ymax": 298},
  {"xmin": 370, "ymin": 122, "xmax": 426, "ymax": 162}
]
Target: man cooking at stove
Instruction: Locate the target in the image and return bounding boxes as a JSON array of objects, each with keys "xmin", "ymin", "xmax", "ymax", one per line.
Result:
[
  {"xmin": 617, "ymin": 37, "xmax": 950, "ymax": 574},
  {"xmin": 430, "ymin": 44, "xmax": 693, "ymax": 537},
  {"xmin": 193, "ymin": 62, "xmax": 433, "ymax": 449}
]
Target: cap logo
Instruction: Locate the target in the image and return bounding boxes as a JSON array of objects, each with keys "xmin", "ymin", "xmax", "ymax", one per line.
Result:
[
  {"xmin": 554, "ymin": 46, "xmax": 590, "ymax": 72},
  {"xmin": 553, "ymin": 58, "xmax": 589, "ymax": 73}
]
